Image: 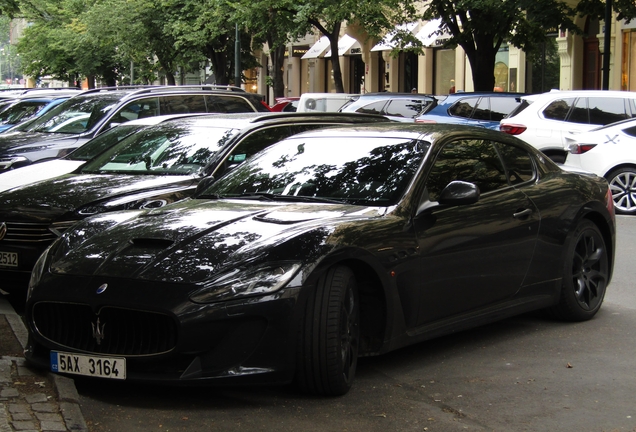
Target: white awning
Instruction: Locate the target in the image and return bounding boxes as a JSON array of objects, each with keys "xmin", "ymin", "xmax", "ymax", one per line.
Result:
[
  {"xmin": 415, "ymin": 19, "xmax": 452, "ymax": 47},
  {"xmin": 371, "ymin": 23, "xmax": 419, "ymax": 52},
  {"xmin": 324, "ymin": 34, "xmax": 362, "ymax": 57},
  {"xmin": 301, "ymin": 36, "xmax": 330, "ymax": 59}
]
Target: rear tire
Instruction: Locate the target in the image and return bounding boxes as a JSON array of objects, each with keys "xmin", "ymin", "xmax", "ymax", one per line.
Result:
[
  {"xmin": 550, "ymin": 220, "xmax": 609, "ymax": 321},
  {"xmin": 296, "ymin": 266, "xmax": 359, "ymax": 396},
  {"xmin": 606, "ymin": 167, "xmax": 636, "ymax": 215}
]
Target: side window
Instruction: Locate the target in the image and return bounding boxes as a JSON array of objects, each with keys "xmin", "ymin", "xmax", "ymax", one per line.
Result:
[
  {"xmin": 471, "ymin": 98, "xmax": 490, "ymax": 120},
  {"xmin": 207, "ymin": 96, "xmax": 254, "ymax": 113},
  {"xmin": 588, "ymin": 97, "xmax": 630, "ymax": 125},
  {"xmin": 355, "ymin": 101, "xmax": 386, "ymax": 115},
  {"xmin": 493, "ymin": 142, "xmax": 535, "ymax": 185},
  {"xmin": 630, "ymin": 99, "xmax": 636, "ymax": 117},
  {"xmin": 105, "ymin": 97, "xmax": 159, "ymax": 128},
  {"xmin": 567, "ymin": 98, "xmax": 589, "ymax": 124},
  {"xmin": 542, "ymin": 98, "xmax": 575, "ymax": 121},
  {"xmin": 490, "ymin": 97, "xmax": 521, "ymax": 121},
  {"xmin": 425, "ymin": 139, "xmax": 508, "ymax": 201},
  {"xmin": 449, "ymin": 97, "xmax": 479, "ymax": 118},
  {"xmin": 623, "ymin": 126, "xmax": 636, "ymax": 137},
  {"xmin": 159, "ymin": 95, "xmax": 207, "ymax": 115},
  {"xmin": 219, "ymin": 124, "xmax": 326, "ymax": 176},
  {"xmin": 385, "ymin": 99, "xmax": 430, "ymax": 118},
  {"xmin": 135, "ymin": 97, "xmax": 160, "ymax": 119}
]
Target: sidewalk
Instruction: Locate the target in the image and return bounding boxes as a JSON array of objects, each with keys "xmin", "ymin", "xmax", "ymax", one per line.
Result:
[{"xmin": 0, "ymin": 296, "xmax": 87, "ymax": 432}]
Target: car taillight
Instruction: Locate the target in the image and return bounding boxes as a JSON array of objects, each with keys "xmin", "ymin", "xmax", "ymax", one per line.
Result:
[
  {"xmin": 568, "ymin": 143, "xmax": 597, "ymax": 154},
  {"xmin": 500, "ymin": 124, "xmax": 527, "ymax": 135},
  {"xmin": 415, "ymin": 119, "xmax": 437, "ymax": 124}
]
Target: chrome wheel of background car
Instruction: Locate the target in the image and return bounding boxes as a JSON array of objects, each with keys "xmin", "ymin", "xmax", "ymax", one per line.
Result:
[
  {"xmin": 607, "ymin": 167, "xmax": 636, "ymax": 215},
  {"xmin": 296, "ymin": 265, "xmax": 359, "ymax": 396},
  {"xmin": 550, "ymin": 220, "xmax": 609, "ymax": 321}
]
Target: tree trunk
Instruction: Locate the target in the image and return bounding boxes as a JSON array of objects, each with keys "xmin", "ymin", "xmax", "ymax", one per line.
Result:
[
  {"xmin": 165, "ymin": 73, "xmax": 176, "ymax": 85},
  {"xmin": 461, "ymin": 40, "xmax": 497, "ymax": 92},
  {"xmin": 327, "ymin": 23, "xmax": 344, "ymax": 93},
  {"xmin": 207, "ymin": 44, "xmax": 230, "ymax": 85},
  {"xmin": 270, "ymin": 44, "xmax": 286, "ymax": 98}
]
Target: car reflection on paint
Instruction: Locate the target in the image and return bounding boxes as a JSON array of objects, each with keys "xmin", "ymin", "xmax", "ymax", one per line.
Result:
[{"xmin": 24, "ymin": 123, "xmax": 615, "ymax": 396}]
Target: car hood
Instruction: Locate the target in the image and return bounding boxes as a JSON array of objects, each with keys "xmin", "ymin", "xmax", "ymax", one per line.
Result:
[
  {"xmin": 0, "ymin": 160, "xmax": 85, "ymax": 193},
  {"xmin": 49, "ymin": 199, "xmax": 385, "ymax": 283},
  {"xmin": 0, "ymin": 131, "xmax": 80, "ymax": 154},
  {"xmin": 0, "ymin": 173, "xmax": 198, "ymax": 220}
]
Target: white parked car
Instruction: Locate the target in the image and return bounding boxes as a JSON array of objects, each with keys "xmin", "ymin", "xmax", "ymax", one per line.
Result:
[
  {"xmin": 296, "ymin": 93, "xmax": 357, "ymax": 113},
  {"xmin": 562, "ymin": 118, "xmax": 636, "ymax": 214},
  {"xmin": 0, "ymin": 114, "xmax": 202, "ymax": 192},
  {"xmin": 500, "ymin": 90, "xmax": 636, "ymax": 163}
]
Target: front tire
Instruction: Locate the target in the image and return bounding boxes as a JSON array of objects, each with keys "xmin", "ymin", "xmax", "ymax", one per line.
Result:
[
  {"xmin": 296, "ymin": 266, "xmax": 359, "ymax": 396},
  {"xmin": 550, "ymin": 220, "xmax": 609, "ymax": 321},
  {"xmin": 606, "ymin": 167, "xmax": 636, "ymax": 215}
]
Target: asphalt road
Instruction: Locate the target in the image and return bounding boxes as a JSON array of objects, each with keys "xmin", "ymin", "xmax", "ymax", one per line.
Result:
[{"xmin": 72, "ymin": 215, "xmax": 636, "ymax": 432}]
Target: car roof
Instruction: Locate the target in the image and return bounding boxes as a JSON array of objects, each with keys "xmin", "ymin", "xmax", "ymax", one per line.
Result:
[
  {"xmin": 151, "ymin": 112, "xmax": 391, "ymax": 130},
  {"xmin": 521, "ymin": 90, "xmax": 636, "ymax": 102}
]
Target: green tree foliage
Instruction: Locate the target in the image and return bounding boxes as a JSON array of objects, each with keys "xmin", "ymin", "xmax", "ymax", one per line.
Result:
[
  {"xmin": 162, "ymin": 0, "xmax": 260, "ymax": 86},
  {"xmin": 419, "ymin": 0, "xmax": 636, "ymax": 91},
  {"xmin": 17, "ymin": 0, "xmax": 121, "ymax": 86},
  {"xmin": 290, "ymin": 0, "xmax": 414, "ymax": 93}
]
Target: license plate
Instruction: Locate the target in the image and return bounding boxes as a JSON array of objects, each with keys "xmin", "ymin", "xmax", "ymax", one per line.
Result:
[
  {"xmin": 0, "ymin": 251, "xmax": 17, "ymax": 267},
  {"xmin": 51, "ymin": 351, "xmax": 126, "ymax": 380}
]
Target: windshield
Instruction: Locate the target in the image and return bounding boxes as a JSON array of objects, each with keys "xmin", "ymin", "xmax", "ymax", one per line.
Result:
[
  {"xmin": 65, "ymin": 124, "xmax": 148, "ymax": 161},
  {"xmin": 22, "ymin": 94, "xmax": 121, "ymax": 134},
  {"xmin": 203, "ymin": 135, "xmax": 429, "ymax": 206},
  {"xmin": 0, "ymin": 100, "xmax": 50, "ymax": 125},
  {"xmin": 80, "ymin": 123, "xmax": 240, "ymax": 175}
]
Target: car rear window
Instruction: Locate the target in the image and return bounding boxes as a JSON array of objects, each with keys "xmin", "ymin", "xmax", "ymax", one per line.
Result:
[
  {"xmin": 490, "ymin": 97, "xmax": 523, "ymax": 121},
  {"xmin": 505, "ymin": 98, "xmax": 532, "ymax": 118},
  {"xmin": 449, "ymin": 97, "xmax": 479, "ymax": 118},
  {"xmin": 542, "ymin": 98, "xmax": 575, "ymax": 121}
]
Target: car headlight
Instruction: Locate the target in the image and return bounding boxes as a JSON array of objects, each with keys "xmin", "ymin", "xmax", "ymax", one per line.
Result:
[
  {"xmin": 190, "ymin": 262, "xmax": 302, "ymax": 304},
  {"xmin": 27, "ymin": 245, "xmax": 52, "ymax": 300}
]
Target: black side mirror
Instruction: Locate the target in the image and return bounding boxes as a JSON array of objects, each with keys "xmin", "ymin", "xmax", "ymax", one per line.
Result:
[
  {"xmin": 438, "ymin": 181, "xmax": 480, "ymax": 206},
  {"xmin": 194, "ymin": 176, "xmax": 216, "ymax": 197}
]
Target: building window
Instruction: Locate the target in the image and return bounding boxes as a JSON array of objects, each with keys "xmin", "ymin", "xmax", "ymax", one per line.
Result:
[
  {"xmin": 622, "ymin": 30, "xmax": 636, "ymax": 91},
  {"xmin": 434, "ymin": 49, "xmax": 455, "ymax": 95}
]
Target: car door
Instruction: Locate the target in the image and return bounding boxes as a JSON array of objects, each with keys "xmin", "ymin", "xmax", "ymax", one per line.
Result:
[{"xmin": 412, "ymin": 137, "xmax": 540, "ymax": 326}]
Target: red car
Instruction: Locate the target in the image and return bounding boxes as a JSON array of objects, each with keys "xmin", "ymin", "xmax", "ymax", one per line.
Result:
[{"xmin": 270, "ymin": 97, "xmax": 299, "ymax": 112}]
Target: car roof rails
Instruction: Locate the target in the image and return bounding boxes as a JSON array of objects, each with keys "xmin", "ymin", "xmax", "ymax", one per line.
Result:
[{"xmin": 78, "ymin": 84, "xmax": 247, "ymax": 97}]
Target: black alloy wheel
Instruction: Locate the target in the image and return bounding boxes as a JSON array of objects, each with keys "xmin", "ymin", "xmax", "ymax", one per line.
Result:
[
  {"xmin": 550, "ymin": 220, "xmax": 609, "ymax": 321},
  {"xmin": 296, "ymin": 265, "xmax": 360, "ymax": 396}
]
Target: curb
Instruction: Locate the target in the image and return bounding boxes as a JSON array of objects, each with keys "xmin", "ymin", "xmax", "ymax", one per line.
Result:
[{"xmin": 5, "ymin": 307, "xmax": 88, "ymax": 432}]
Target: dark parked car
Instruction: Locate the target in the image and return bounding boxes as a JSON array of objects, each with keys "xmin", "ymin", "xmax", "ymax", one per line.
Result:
[
  {"xmin": 0, "ymin": 85, "xmax": 270, "ymax": 171},
  {"xmin": 339, "ymin": 92, "xmax": 437, "ymax": 122},
  {"xmin": 23, "ymin": 123, "xmax": 615, "ymax": 396},
  {"xmin": 0, "ymin": 94, "xmax": 76, "ymax": 133},
  {"xmin": 415, "ymin": 92, "xmax": 525, "ymax": 129},
  {"xmin": 0, "ymin": 112, "xmax": 389, "ymax": 294}
]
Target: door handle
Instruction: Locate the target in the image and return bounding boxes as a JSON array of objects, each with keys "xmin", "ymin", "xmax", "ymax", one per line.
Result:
[{"xmin": 513, "ymin": 208, "xmax": 533, "ymax": 218}]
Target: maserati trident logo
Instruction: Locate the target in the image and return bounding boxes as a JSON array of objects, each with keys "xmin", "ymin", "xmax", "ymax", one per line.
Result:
[
  {"xmin": 0, "ymin": 222, "xmax": 6, "ymax": 241},
  {"xmin": 91, "ymin": 318, "xmax": 106, "ymax": 345}
]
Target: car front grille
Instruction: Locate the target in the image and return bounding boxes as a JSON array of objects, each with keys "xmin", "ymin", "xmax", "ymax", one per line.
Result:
[
  {"xmin": 1, "ymin": 221, "xmax": 77, "ymax": 243},
  {"xmin": 32, "ymin": 302, "xmax": 178, "ymax": 356}
]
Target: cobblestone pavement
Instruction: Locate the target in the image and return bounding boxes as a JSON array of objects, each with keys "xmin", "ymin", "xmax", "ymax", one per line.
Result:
[{"xmin": 1, "ymin": 298, "xmax": 87, "ymax": 432}]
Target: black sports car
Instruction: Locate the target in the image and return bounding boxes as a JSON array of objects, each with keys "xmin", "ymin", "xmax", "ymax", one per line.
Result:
[
  {"xmin": 0, "ymin": 112, "xmax": 389, "ymax": 295},
  {"xmin": 24, "ymin": 124, "xmax": 615, "ymax": 396}
]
